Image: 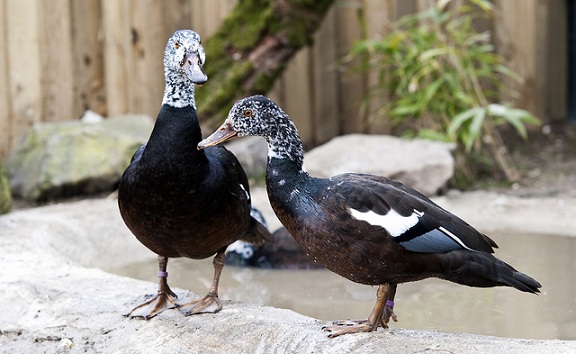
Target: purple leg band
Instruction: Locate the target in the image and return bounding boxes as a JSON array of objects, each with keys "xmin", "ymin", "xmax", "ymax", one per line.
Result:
[
  {"xmin": 157, "ymin": 271, "xmax": 168, "ymax": 278},
  {"xmin": 386, "ymin": 300, "xmax": 394, "ymax": 308}
]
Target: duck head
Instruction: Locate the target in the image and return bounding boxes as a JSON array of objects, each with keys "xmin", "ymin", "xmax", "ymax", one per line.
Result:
[
  {"xmin": 198, "ymin": 95, "xmax": 304, "ymax": 165},
  {"xmin": 198, "ymin": 95, "xmax": 286, "ymax": 148},
  {"xmin": 164, "ymin": 30, "xmax": 207, "ymax": 85}
]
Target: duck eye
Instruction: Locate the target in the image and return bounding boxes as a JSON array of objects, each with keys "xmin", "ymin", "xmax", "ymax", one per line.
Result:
[
  {"xmin": 174, "ymin": 42, "xmax": 181, "ymax": 49},
  {"xmin": 243, "ymin": 109, "xmax": 253, "ymax": 117}
]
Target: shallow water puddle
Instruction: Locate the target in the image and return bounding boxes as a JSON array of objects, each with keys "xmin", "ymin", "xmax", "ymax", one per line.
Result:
[{"xmin": 109, "ymin": 233, "xmax": 576, "ymax": 340}]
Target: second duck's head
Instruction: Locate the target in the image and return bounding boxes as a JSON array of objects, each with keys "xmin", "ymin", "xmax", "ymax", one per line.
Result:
[
  {"xmin": 198, "ymin": 95, "xmax": 295, "ymax": 146},
  {"xmin": 164, "ymin": 30, "xmax": 207, "ymax": 85}
]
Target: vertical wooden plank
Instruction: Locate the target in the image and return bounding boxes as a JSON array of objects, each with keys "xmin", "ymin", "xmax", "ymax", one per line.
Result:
[
  {"xmin": 6, "ymin": 0, "xmax": 43, "ymax": 142},
  {"xmin": 334, "ymin": 2, "xmax": 367, "ymax": 135},
  {"xmin": 493, "ymin": 0, "xmax": 539, "ymax": 117},
  {"xmin": 38, "ymin": 0, "xmax": 75, "ymax": 121},
  {"xmin": 363, "ymin": 0, "xmax": 395, "ymax": 134},
  {"xmin": 396, "ymin": 0, "xmax": 418, "ymax": 17},
  {"xmin": 543, "ymin": 0, "xmax": 568, "ymax": 122},
  {"xmin": 222, "ymin": 0, "xmax": 238, "ymax": 17},
  {"xmin": 0, "ymin": 0, "xmax": 12, "ymax": 159},
  {"xmin": 201, "ymin": 0, "xmax": 221, "ymax": 37},
  {"xmin": 191, "ymin": 0, "xmax": 206, "ymax": 35},
  {"xmin": 131, "ymin": 0, "xmax": 165, "ymax": 118},
  {"xmin": 280, "ymin": 48, "xmax": 315, "ymax": 148},
  {"xmin": 163, "ymin": 0, "xmax": 192, "ymax": 40},
  {"xmin": 101, "ymin": 0, "xmax": 131, "ymax": 116},
  {"xmin": 71, "ymin": 0, "xmax": 105, "ymax": 117},
  {"xmin": 311, "ymin": 7, "xmax": 340, "ymax": 145}
]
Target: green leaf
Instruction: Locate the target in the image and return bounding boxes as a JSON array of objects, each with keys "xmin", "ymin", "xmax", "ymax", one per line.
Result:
[
  {"xmin": 467, "ymin": 106, "xmax": 486, "ymax": 151},
  {"xmin": 417, "ymin": 129, "xmax": 452, "ymax": 142},
  {"xmin": 487, "ymin": 104, "xmax": 540, "ymax": 139},
  {"xmin": 448, "ymin": 107, "xmax": 481, "ymax": 136}
]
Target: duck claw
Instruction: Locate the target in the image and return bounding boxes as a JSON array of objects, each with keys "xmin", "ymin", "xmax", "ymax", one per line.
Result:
[
  {"xmin": 126, "ymin": 292, "xmax": 178, "ymax": 320},
  {"xmin": 178, "ymin": 294, "xmax": 222, "ymax": 316},
  {"xmin": 323, "ymin": 319, "xmax": 376, "ymax": 338}
]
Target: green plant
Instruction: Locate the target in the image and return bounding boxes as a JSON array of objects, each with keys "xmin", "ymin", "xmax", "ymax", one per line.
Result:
[{"xmin": 347, "ymin": 0, "xmax": 539, "ymax": 185}]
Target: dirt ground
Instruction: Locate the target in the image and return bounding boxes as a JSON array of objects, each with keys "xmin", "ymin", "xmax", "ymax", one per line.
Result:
[{"xmin": 488, "ymin": 121, "xmax": 576, "ymax": 198}]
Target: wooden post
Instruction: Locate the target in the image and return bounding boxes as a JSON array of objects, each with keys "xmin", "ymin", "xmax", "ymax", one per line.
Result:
[
  {"xmin": 0, "ymin": 0, "xmax": 11, "ymax": 159},
  {"xmin": 279, "ymin": 48, "xmax": 315, "ymax": 147},
  {"xmin": 312, "ymin": 7, "xmax": 340, "ymax": 144},
  {"xmin": 38, "ymin": 0, "xmax": 74, "ymax": 122},
  {"xmin": 131, "ymin": 0, "xmax": 165, "ymax": 119},
  {"xmin": 102, "ymin": 0, "xmax": 132, "ymax": 116},
  {"xmin": 5, "ymin": 0, "xmax": 43, "ymax": 144},
  {"xmin": 71, "ymin": 0, "xmax": 106, "ymax": 117},
  {"xmin": 163, "ymin": 0, "xmax": 193, "ymax": 41},
  {"xmin": 493, "ymin": 0, "xmax": 540, "ymax": 117},
  {"xmin": 335, "ymin": 2, "xmax": 367, "ymax": 135}
]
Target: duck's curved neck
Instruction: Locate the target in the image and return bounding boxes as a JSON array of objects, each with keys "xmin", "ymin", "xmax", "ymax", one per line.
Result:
[
  {"xmin": 162, "ymin": 69, "xmax": 196, "ymax": 108},
  {"xmin": 264, "ymin": 117, "xmax": 305, "ymax": 172}
]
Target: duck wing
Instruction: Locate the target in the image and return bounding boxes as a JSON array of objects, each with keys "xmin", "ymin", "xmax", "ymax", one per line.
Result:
[{"xmin": 325, "ymin": 173, "xmax": 497, "ymax": 254}]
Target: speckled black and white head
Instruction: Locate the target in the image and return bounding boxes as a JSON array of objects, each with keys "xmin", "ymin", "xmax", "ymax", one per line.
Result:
[
  {"xmin": 198, "ymin": 95, "xmax": 305, "ymax": 168},
  {"xmin": 162, "ymin": 30, "xmax": 207, "ymax": 108}
]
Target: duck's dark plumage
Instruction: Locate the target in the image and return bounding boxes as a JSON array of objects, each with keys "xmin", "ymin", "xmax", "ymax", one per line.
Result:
[
  {"xmin": 118, "ymin": 32, "xmax": 271, "ymax": 320},
  {"xmin": 198, "ymin": 94, "xmax": 541, "ymax": 337},
  {"xmin": 120, "ymin": 105, "xmax": 261, "ymax": 259}
]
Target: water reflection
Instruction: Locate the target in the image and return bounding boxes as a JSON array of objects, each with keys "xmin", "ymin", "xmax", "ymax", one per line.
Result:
[{"xmin": 110, "ymin": 233, "xmax": 576, "ymax": 340}]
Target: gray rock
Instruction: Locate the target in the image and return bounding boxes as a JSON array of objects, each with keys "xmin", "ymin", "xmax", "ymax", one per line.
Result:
[
  {"xmin": 223, "ymin": 136, "xmax": 268, "ymax": 180},
  {"xmin": 305, "ymin": 134, "xmax": 455, "ymax": 195},
  {"xmin": 0, "ymin": 161, "xmax": 11, "ymax": 214},
  {"xmin": 7, "ymin": 115, "xmax": 153, "ymax": 201}
]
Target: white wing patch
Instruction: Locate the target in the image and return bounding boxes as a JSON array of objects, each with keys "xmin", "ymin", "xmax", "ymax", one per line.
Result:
[{"xmin": 349, "ymin": 207, "xmax": 423, "ymax": 237}]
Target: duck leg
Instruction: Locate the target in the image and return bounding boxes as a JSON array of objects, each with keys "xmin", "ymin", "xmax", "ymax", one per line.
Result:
[
  {"xmin": 382, "ymin": 283, "xmax": 398, "ymax": 328},
  {"xmin": 126, "ymin": 255, "xmax": 178, "ymax": 319},
  {"xmin": 179, "ymin": 248, "xmax": 226, "ymax": 315},
  {"xmin": 323, "ymin": 283, "xmax": 397, "ymax": 337}
]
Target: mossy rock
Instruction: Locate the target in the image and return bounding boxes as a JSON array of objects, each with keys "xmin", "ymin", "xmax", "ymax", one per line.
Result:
[
  {"xmin": 8, "ymin": 115, "xmax": 153, "ymax": 202},
  {"xmin": 0, "ymin": 161, "xmax": 12, "ymax": 214}
]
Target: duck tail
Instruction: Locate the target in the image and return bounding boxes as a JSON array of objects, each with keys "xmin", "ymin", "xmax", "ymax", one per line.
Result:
[
  {"xmin": 241, "ymin": 217, "xmax": 274, "ymax": 245},
  {"xmin": 441, "ymin": 251, "xmax": 541, "ymax": 294}
]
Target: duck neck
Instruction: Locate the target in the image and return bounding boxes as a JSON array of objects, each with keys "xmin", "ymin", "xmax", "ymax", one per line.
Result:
[
  {"xmin": 264, "ymin": 117, "xmax": 309, "ymax": 187},
  {"xmin": 162, "ymin": 69, "xmax": 196, "ymax": 108}
]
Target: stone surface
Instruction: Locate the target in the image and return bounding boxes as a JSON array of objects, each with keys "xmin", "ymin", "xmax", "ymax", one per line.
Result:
[
  {"xmin": 1, "ymin": 192, "xmax": 575, "ymax": 353},
  {"xmin": 305, "ymin": 134, "xmax": 455, "ymax": 195},
  {"xmin": 7, "ymin": 115, "xmax": 153, "ymax": 201},
  {"xmin": 0, "ymin": 161, "xmax": 11, "ymax": 214}
]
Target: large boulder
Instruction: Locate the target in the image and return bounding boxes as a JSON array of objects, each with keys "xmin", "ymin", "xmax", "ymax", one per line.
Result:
[
  {"xmin": 0, "ymin": 161, "xmax": 11, "ymax": 214},
  {"xmin": 224, "ymin": 136, "xmax": 268, "ymax": 181},
  {"xmin": 305, "ymin": 134, "xmax": 455, "ymax": 195},
  {"xmin": 8, "ymin": 115, "xmax": 153, "ymax": 202}
]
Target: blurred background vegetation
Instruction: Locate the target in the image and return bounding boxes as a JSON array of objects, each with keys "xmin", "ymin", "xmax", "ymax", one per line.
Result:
[{"xmin": 0, "ymin": 0, "xmax": 571, "ymax": 188}]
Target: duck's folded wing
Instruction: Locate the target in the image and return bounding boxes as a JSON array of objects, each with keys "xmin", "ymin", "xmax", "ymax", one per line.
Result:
[{"xmin": 328, "ymin": 174, "xmax": 497, "ymax": 254}]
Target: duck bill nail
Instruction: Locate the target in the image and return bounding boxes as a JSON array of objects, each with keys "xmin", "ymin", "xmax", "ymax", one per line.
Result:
[
  {"xmin": 198, "ymin": 121, "xmax": 237, "ymax": 149},
  {"xmin": 183, "ymin": 53, "xmax": 207, "ymax": 85}
]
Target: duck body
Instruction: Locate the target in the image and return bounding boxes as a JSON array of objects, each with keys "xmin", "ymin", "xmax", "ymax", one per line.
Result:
[
  {"xmin": 266, "ymin": 160, "xmax": 533, "ymax": 290},
  {"xmin": 118, "ymin": 31, "xmax": 271, "ymax": 320},
  {"xmin": 119, "ymin": 105, "xmax": 252, "ymax": 260},
  {"xmin": 198, "ymin": 95, "xmax": 541, "ymax": 336}
]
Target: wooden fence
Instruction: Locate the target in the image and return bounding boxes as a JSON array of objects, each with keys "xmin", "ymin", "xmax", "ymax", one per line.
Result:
[{"xmin": 0, "ymin": 0, "xmax": 568, "ymax": 159}]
